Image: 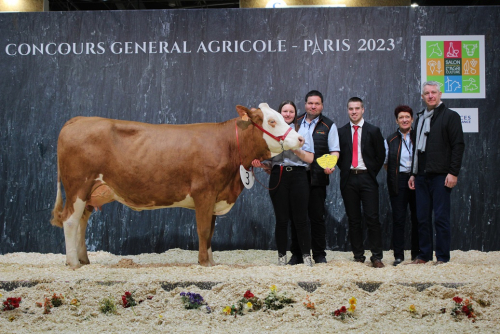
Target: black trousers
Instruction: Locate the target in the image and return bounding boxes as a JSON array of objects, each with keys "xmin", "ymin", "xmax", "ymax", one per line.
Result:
[
  {"xmin": 341, "ymin": 172, "xmax": 383, "ymax": 261},
  {"xmin": 390, "ymin": 173, "xmax": 419, "ymax": 260},
  {"xmin": 290, "ymin": 178, "xmax": 327, "ymax": 260},
  {"xmin": 269, "ymin": 166, "xmax": 311, "ymax": 257}
]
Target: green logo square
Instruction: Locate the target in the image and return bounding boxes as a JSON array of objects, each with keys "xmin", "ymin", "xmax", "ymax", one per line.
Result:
[
  {"xmin": 462, "ymin": 76, "xmax": 480, "ymax": 93},
  {"xmin": 426, "ymin": 41, "xmax": 444, "ymax": 58},
  {"xmin": 462, "ymin": 41, "xmax": 479, "ymax": 58}
]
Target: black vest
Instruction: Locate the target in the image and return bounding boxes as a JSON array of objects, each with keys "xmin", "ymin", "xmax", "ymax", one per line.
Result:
[
  {"xmin": 297, "ymin": 113, "xmax": 335, "ymax": 186},
  {"xmin": 386, "ymin": 129, "xmax": 415, "ymax": 197}
]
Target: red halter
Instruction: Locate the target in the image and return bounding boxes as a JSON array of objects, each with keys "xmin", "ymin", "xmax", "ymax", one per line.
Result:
[{"xmin": 251, "ymin": 121, "xmax": 293, "ymax": 144}]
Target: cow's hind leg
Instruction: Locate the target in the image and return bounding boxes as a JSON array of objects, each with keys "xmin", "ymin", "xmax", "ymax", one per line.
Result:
[
  {"xmin": 63, "ymin": 197, "xmax": 87, "ymax": 269},
  {"xmin": 194, "ymin": 200, "xmax": 216, "ymax": 267},
  {"xmin": 76, "ymin": 209, "xmax": 92, "ymax": 265},
  {"xmin": 207, "ymin": 215, "xmax": 216, "ymax": 266}
]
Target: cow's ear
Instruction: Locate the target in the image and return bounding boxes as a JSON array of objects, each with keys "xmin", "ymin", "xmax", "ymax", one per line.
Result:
[{"xmin": 236, "ymin": 105, "xmax": 250, "ymax": 121}]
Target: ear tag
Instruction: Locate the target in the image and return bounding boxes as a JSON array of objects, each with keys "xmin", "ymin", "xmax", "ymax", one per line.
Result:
[
  {"xmin": 242, "ymin": 113, "xmax": 249, "ymax": 121},
  {"xmin": 316, "ymin": 154, "xmax": 338, "ymax": 169},
  {"xmin": 240, "ymin": 165, "xmax": 254, "ymax": 189}
]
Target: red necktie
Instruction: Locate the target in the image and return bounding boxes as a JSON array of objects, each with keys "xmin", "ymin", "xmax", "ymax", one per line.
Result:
[{"xmin": 352, "ymin": 125, "xmax": 360, "ymax": 168}]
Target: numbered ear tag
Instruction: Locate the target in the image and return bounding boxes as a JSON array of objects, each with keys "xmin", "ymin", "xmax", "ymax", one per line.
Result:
[
  {"xmin": 316, "ymin": 154, "xmax": 338, "ymax": 169},
  {"xmin": 240, "ymin": 165, "xmax": 255, "ymax": 189}
]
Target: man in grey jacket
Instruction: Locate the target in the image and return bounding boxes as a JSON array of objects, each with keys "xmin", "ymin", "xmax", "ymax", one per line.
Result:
[{"xmin": 408, "ymin": 81, "xmax": 465, "ymax": 265}]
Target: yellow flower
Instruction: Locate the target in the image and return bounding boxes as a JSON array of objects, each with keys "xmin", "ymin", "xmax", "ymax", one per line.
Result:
[
  {"xmin": 246, "ymin": 302, "xmax": 253, "ymax": 309},
  {"xmin": 70, "ymin": 298, "xmax": 81, "ymax": 306},
  {"xmin": 409, "ymin": 304, "xmax": 416, "ymax": 313},
  {"xmin": 348, "ymin": 304, "xmax": 356, "ymax": 313},
  {"xmin": 270, "ymin": 285, "xmax": 277, "ymax": 292},
  {"xmin": 223, "ymin": 306, "xmax": 232, "ymax": 315},
  {"xmin": 349, "ymin": 297, "xmax": 357, "ymax": 305}
]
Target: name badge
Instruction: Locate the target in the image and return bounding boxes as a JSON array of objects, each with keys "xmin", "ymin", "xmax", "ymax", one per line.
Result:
[{"xmin": 240, "ymin": 165, "xmax": 254, "ymax": 189}]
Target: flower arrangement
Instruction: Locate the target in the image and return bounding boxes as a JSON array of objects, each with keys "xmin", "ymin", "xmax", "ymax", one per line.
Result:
[
  {"xmin": 263, "ymin": 285, "xmax": 294, "ymax": 311},
  {"xmin": 121, "ymin": 291, "xmax": 138, "ymax": 315},
  {"xmin": 36, "ymin": 293, "xmax": 65, "ymax": 314},
  {"xmin": 99, "ymin": 296, "xmax": 117, "ymax": 315},
  {"xmin": 2, "ymin": 296, "xmax": 22, "ymax": 311},
  {"xmin": 121, "ymin": 291, "xmax": 137, "ymax": 308},
  {"xmin": 50, "ymin": 293, "xmax": 64, "ymax": 307},
  {"xmin": 222, "ymin": 290, "xmax": 263, "ymax": 317},
  {"xmin": 450, "ymin": 296, "xmax": 476, "ymax": 322},
  {"xmin": 332, "ymin": 297, "xmax": 357, "ymax": 320},
  {"xmin": 303, "ymin": 295, "xmax": 315, "ymax": 310},
  {"xmin": 180, "ymin": 292, "xmax": 211, "ymax": 313}
]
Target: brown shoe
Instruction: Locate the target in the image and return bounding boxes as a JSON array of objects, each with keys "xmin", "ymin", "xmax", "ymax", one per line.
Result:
[
  {"xmin": 406, "ymin": 258, "xmax": 428, "ymax": 265},
  {"xmin": 372, "ymin": 259, "xmax": 385, "ymax": 268}
]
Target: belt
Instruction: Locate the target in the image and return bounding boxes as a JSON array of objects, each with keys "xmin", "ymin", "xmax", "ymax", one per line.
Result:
[
  {"xmin": 277, "ymin": 166, "xmax": 306, "ymax": 172},
  {"xmin": 350, "ymin": 169, "xmax": 368, "ymax": 174}
]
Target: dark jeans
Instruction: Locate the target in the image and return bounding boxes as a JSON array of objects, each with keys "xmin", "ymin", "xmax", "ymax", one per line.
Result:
[
  {"xmin": 415, "ymin": 174, "xmax": 452, "ymax": 262},
  {"xmin": 269, "ymin": 166, "xmax": 311, "ymax": 257},
  {"xmin": 390, "ymin": 173, "xmax": 419, "ymax": 260},
  {"xmin": 341, "ymin": 172, "xmax": 383, "ymax": 261}
]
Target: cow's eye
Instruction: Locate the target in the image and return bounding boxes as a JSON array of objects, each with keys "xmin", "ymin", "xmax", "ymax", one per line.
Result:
[{"xmin": 268, "ymin": 119, "xmax": 276, "ymax": 127}]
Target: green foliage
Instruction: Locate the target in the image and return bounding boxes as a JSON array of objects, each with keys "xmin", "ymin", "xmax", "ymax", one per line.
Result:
[{"xmin": 99, "ymin": 296, "xmax": 117, "ymax": 315}]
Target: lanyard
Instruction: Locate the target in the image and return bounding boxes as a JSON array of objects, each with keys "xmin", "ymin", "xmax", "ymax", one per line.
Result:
[
  {"xmin": 401, "ymin": 134, "xmax": 412, "ymax": 155},
  {"xmin": 399, "ymin": 133, "xmax": 412, "ymax": 169}
]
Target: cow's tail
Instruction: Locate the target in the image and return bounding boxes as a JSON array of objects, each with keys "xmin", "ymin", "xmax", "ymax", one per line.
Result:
[{"xmin": 50, "ymin": 163, "xmax": 64, "ymax": 228}]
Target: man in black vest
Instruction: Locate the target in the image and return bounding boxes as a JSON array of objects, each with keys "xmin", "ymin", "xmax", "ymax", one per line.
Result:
[
  {"xmin": 337, "ymin": 97, "xmax": 386, "ymax": 268},
  {"xmin": 384, "ymin": 105, "xmax": 419, "ymax": 266},
  {"xmin": 288, "ymin": 90, "xmax": 340, "ymax": 265}
]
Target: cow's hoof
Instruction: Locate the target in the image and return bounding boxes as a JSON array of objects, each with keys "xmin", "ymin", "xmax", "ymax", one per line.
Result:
[
  {"xmin": 79, "ymin": 259, "xmax": 90, "ymax": 265},
  {"xmin": 198, "ymin": 261, "xmax": 212, "ymax": 267},
  {"xmin": 66, "ymin": 262, "xmax": 82, "ymax": 270}
]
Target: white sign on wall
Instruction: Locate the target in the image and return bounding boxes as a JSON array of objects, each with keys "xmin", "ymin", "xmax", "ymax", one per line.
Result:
[{"xmin": 452, "ymin": 108, "xmax": 479, "ymax": 133}]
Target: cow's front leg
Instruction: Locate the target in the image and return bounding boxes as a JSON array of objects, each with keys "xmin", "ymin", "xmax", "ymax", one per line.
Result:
[
  {"xmin": 63, "ymin": 198, "xmax": 86, "ymax": 269},
  {"xmin": 76, "ymin": 209, "xmax": 92, "ymax": 265},
  {"xmin": 194, "ymin": 200, "xmax": 216, "ymax": 267}
]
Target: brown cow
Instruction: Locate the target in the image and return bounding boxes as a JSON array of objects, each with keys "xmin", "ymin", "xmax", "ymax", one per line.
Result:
[{"xmin": 51, "ymin": 103, "xmax": 304, "ymax": 269}]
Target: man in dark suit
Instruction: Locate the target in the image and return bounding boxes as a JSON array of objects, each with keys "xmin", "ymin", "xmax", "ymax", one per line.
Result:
[{"xmin": 337, "ymin": 97, "xmax": 386, "ymax": 268}]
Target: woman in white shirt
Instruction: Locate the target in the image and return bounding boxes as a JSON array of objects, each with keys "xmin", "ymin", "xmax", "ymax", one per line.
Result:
[{"xmin": 252, "ymin": 101, "xmax": 315, "ymax": 266}]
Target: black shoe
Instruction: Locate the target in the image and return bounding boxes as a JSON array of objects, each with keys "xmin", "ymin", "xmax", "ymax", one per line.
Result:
[
  {"xmin": 393, "ymin": 258, "xmax": 403, "ymax": 266},
  {"xmin": 287, "ymin": 255, "xmax": 303, "ymax": 265},
  {"xmin": 314, "ymin": 256, "xmax": 327, "ymax": 264},
  {"xmin": 354, "ymin": 256, "xmax": 366, "ymax": 263}
]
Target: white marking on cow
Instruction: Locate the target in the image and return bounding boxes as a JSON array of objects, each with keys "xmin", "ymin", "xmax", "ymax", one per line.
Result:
[
  {"xmin": 208, "ymin": 247, "xmax": 214, "ymax": 264},
  {"xmin": 115, "ymin": 193, "xmax": 233, "ymax": 215},
  {"xmin": 214, "ymin": 201, "xmax": 234, "ymax": 215},
  {"xmin": 63, "ymin": 197, "xmax": 86, "ymax": 268},
  {"xmin": 95, "ymin": 174, "xmax": 104, "ymax": 182}
]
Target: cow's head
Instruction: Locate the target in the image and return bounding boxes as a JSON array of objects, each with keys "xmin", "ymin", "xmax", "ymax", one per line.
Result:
[{"xmin": 236, "ymin": 103, "xmax": 304, "ymax": 156}]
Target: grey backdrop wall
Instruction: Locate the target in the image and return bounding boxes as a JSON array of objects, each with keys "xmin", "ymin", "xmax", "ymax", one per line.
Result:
[{"xmin": 1, "ymin": 6, "xmax": 499, "ymax": 255}]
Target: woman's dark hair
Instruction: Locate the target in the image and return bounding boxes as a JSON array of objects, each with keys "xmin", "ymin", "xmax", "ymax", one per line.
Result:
[
  {"xmin": 394, "ymin": 105, "xmax": 413, "ymax": 119},
  {"xmin": 277, "ymin": 100, "xmax": 297, "ymax": 126}
]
